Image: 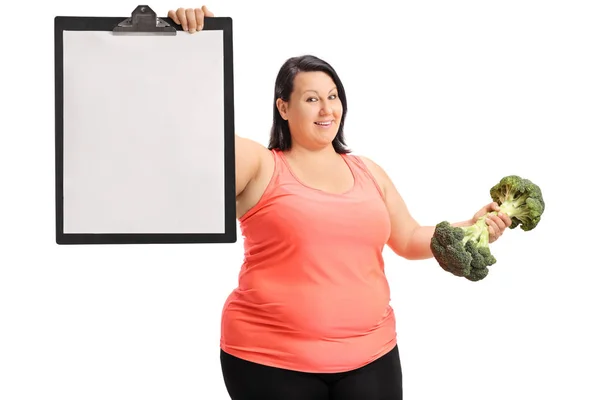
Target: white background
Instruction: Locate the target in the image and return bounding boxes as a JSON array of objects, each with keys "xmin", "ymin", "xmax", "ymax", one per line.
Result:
[{"xmin": 1, "ymin": 1, "xmax": 597, "ymax": 399}]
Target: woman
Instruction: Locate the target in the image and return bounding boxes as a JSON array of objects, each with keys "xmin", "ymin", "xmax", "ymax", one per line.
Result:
[{"xmin": 168, "ymin": 6, "xmax": 512, "ymax": 400}]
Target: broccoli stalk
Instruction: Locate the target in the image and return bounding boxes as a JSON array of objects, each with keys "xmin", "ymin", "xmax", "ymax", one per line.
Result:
[
  {"xmin": 430, "ymin": 175, "xmax": 545, "ymax": 281},
  {"xmin": 461, "ymin": 216, "xmax": 488, "ymax": 246}
]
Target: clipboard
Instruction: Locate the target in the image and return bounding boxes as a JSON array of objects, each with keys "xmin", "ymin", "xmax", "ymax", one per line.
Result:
[{"xmin": 54, "ymin": 5, "xmax": 236, "ymax": 245}]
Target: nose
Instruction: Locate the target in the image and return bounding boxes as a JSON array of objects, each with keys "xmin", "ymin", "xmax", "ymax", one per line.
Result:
[{"xmin": 320, "ymin": 101, "xmax": 334, "ymax": 116}]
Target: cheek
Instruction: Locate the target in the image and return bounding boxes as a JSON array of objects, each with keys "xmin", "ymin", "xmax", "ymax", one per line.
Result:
[
  {"xmin": 294, "ymin": 105, "xmax": 318, "ymax": 123},
  {"xmin": 287, "ymin": 111, "xmax": 308, "ymax": 130}
]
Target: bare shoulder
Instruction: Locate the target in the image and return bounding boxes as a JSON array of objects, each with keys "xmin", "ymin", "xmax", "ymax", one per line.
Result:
[
  {"xmin": 356, "ymin": 155, "xmax": 391, "ymax": 196},
  {"xmin": 235, "ymin": 135, "xmax": 274, "ymax": 218},
  {"xmin": 236, "ymin": 135, "xmax": 271, "ymax": 158},
  {"xmin": 239, "ymin": 136, "xmax": 273, "ymax": 175},
  {"xmin": 235, "ymin": 135, "xmax": 271, "ymax": 194}
]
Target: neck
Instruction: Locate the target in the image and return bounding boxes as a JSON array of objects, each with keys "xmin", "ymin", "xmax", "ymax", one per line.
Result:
[{"xmin": 287, "ymin": 140, "xmax": 338, "ymax": 160}]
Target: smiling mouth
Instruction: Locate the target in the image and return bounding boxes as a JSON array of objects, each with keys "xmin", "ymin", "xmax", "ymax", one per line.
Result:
[{"xmin": 314, "ymin": 120, "xmax": 334, "ymax": 127}]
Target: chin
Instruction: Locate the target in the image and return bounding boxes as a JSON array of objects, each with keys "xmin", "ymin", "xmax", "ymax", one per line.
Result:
[{"xmin": 315, "ymin": 133, "xmax": 338, "ymax": 145}]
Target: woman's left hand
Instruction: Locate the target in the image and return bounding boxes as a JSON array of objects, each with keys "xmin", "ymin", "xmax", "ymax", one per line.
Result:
[{"xmin": 472, "ymin": 202, "xmax": 512, "ymax": 243}]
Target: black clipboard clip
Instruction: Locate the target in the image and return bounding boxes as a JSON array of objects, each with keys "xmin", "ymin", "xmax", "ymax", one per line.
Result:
[{"xmin": 113, "ymin": 5, "xmax": 176, "ymax": 36}]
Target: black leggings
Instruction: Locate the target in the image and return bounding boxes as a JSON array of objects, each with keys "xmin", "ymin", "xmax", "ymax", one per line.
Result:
[{"xmin": 220, "ymin": 345, "xmax": 403, "ymax": 400}]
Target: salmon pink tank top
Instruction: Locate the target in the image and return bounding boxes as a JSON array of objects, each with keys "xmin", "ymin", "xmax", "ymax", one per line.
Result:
[{"xmin": 220, "ymin": 149, "xmax": 397, "ymax": 373}]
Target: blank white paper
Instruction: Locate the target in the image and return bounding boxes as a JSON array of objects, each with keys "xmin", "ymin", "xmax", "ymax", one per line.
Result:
[{"xmin": 62, "ymin": 30, "xmax": 225, "ymax": 234}]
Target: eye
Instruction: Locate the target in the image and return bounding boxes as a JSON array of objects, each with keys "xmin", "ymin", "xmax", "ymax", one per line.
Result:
[{"xmin": 306, "ymin": 94, "xmax": 338, "ymax": 102}]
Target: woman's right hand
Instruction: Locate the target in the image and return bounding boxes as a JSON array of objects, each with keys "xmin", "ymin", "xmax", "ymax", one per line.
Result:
[{"xmin": 167, "ymin": 6, "xmax": 214, "ymax": 33}]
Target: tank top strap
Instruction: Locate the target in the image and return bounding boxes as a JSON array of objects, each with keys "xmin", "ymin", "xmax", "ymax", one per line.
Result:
[
  {"xmin": 270, "ymin": 148, "xmax": 296, "ymax": 183},
  {"xmin": 342, "ymin": 154, "xmax": 386, "ymax": 200}
]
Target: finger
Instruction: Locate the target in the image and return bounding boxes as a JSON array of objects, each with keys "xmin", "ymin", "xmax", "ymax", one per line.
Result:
[
  {"xmin": 493, "ymin": 214, "xmax": 509, "ymax": 231},
  {"xmin": 203, "ymin": 5, "xmax": 215, "ymax": 17},
  {"xmin": 486, "ymin": 217, "xmax": 500, "ymax": 241},
  {"xmin": 186, "ymin": 8, "xmax": 198, "ymax": 32},
  {"xmin": 489, "ymin": 202, "xmax": 500, "ymax": 212},
  {"xmin": 498, "ymin": 211, "xmax": 512, "ymax": 227},
  {"xmin": 486, "ymin": 217, "xmax": 499, "ymax": 232},
  {"xmin": 168, "ymin": 9, "xmax": 180, "ymax": 25},
  {"xmin": 195, "ymin": 8, "xmax": 205, "ymax": 30},
  {"xmin": 494, "ymin": 213, "xmax": 505, "ymax": 226},
  {"xmin": 488, "ymin": 228, "xmax": 499, "ymax": 243},
  {"xmin": 176, "ymin": 8, "xmax": 187, "ymax": 31}
]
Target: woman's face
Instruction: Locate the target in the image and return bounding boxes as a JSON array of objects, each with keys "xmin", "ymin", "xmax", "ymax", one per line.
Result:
[{"xmin": 277, "ymin": 71, "xmax": 343, "ymax": 150}]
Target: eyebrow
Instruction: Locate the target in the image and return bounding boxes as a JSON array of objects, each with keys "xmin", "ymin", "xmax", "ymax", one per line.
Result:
[{"xmin": 302, "ymin": 87, "xmax": 338, "ymax": 95}]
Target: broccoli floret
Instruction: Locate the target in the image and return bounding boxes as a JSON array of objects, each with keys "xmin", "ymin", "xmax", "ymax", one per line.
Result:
[
  {"xmin": 430, "ymin": 175, "xmax": 545, "ymax": 281},
  {"xmin": 430, "ymin": 217, "xmax": 496, "ymax": 281},
  {"xmin": 489, "ymin": 175, "xmax": 545, "ymax": 231},
  {"xmin": 430, "ymin": 221, "xmax": 473, "ymax": 277}
]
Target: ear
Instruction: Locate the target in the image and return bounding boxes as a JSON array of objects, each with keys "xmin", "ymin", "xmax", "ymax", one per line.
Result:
[{"xmin": 276, "ymin": 98, "xmax": 288, "ymax": 120}]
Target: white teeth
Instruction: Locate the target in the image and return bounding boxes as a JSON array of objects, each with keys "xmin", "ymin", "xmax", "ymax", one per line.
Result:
[{"xmin": 315, "ymin": 121, "xmax": 332, "ymax": 126}]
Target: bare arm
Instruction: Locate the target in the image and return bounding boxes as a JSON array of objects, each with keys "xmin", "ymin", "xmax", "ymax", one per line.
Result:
[
  {"xmin": 235, "ymin": 134, "xmax": 263, "ymax": 197},
  {"xmin": 359, "ymin": 156, "xmax": 511, "ymax": 260}
]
